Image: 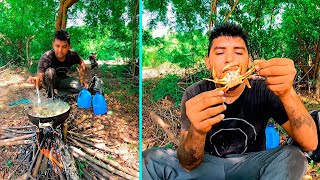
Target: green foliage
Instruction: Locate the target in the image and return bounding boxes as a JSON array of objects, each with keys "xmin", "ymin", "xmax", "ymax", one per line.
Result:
[
  {"xmin": 76, "ymin": 160, "xmax": 87, "ymax": 175},
  {"xmin": 165, "ymin": 143, "xmax": 173, "ymax": 149},
  {"xmin": 6, "ymin": 160, "xmax": 13, "ymax": 167},
  {"xmin": 28, "ymin": 62, "xmax": 38, "ymax": 74},
  {"xmin": 1, "ymin": 0, "xmax": 136, "ymax": 71},
  {"xmin": 143, "ymin": 0, "xmax": 320, "ymax": 90},
  {"xmin": 107, "ymin": 64, "xmax": 134, "ymax": 78},
  {"xmin": 310, "ymin": 160, "xmax": 315, "ymax": 169},
  {"xmin": 151, "ymin": 74, "xmax": 183, "ymax": 106}
]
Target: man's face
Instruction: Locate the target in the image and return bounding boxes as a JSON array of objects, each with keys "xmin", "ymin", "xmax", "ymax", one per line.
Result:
[
  {"xmin": 52, "ymin": 39, "xmax": 70, "ymax": 61},
  {"xmin": 205, "ymin": 36, "xmax": 250, "ymax": 78}
]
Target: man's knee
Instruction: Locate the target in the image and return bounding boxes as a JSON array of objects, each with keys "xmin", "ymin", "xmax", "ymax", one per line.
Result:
[
  {"xmin": 143, "ymin": 147, "xmax": 177, "ymax": 165},
  {"xmin": 280, "ymin": 145, "xmax": 307, "ymax": 169},
  {"xmin": 44, "ymin": 67, "xmax": 56, "ymax": 80}
]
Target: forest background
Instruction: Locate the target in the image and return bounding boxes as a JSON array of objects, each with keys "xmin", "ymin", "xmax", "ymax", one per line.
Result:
[{"xmin": 142, "ymin": 0, "xmax": 320, "ymax": 178}]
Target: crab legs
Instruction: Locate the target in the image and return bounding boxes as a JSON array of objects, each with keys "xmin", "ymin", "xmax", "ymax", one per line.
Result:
[{"xmin": 204, "ymin": 63, "xmax": 256, "ymax": 92}]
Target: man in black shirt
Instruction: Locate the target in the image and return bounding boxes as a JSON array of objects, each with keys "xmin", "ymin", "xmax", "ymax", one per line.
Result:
[
  {"xmin": 28, "ymin": 29, "xmax": 87, "ymax": 98},
  {"xmin": 143, "ymin": 23, "xmax": 317, "ymax": 180}
]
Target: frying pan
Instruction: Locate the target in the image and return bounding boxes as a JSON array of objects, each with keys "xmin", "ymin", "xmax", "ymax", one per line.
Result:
[{"xmin": 26, "ymin": 100, "xmax": 70, "ymax": 128}]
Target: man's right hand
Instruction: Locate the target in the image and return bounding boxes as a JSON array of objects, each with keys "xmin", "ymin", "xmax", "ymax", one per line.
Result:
[
  {"xmin": 185, "ymin": 89, "xmax": 226, "ymax": 135},
  {"xmin": 27, "ymin": 76, "xmax": 42, "ymax": 87}
]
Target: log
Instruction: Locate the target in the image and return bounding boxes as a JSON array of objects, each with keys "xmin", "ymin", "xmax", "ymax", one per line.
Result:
[
  {"xmin": 32, "ymin": 152, "xmax": 43, "ymax": 177},
  {"xmin": 71, "ymin": 152, "xmax": 110, "ymax": 179},
  {"xmin": 8, "ymin": 154, "xmax": 31, "ymax": 180},
  {"xmin": 82, "ymin": 168, "xmax": 94, "ymax": 180},
  {"xmin": 68, "ymin": 137, "xmax": 138, "ymax": 178},
  {"xmin": 1, "ymin": 133, "xmax": 35, "ymax": 143},
  {"xmin": 70, "ymin": 146, "xmax": 136, "ymax": 180},
  {"xmin": 2, "ymin": 125, "xmax": 36, "ymax": 129},
  {"xmin": 149, "ymin": 111, "xmax": 179, "ymax": 145},
  {"xmin": 0, "ymin": 140, "xmax": 34, "ymax": 146},
  {"xmin": 1, "ymin": 128, "xmax": 35, "ymax": 134},
  {"xmin": 70, "ymin": 136, "xmax": 120, "ymax": 155}
]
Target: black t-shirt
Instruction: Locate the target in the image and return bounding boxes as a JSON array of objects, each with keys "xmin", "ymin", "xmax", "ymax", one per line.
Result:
[
  {"xmin": 180, "ymin": 79, "xmax": 288, "ymax": 157},
  {"xmin": 37, "ymin": 49, "xmax": 82, "ymax": 78}
]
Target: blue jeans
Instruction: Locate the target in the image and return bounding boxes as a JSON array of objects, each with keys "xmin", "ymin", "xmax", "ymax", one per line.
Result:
[{"xmin": 143, "ymin": 145, "xmax": 307, "ymax": 180}]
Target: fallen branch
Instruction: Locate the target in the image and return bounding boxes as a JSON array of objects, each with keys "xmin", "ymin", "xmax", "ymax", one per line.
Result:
[
  {"xmin": 70, "ymin": 146, "xmax": 137, "ymax": 180},
  {"xmin": 1, "ymin": 128, "xmax": 35, "ymax": 134},
  {"xmin": 4, "ymin": 125, "xmax": 37, "ymax": 130},
  {"xmin": 1, "ymin": 133, "xmax": 35, "ymax": 143},
  {"xmin": 68, "ymin": 137, "xmax": 138, "ymax": 177},
  {"xmin": 149, "ymin": 111, "xmax": 179, "ymax": 145},
  {"xmin": 70, "ymin": 136, "xmax": 121, "ymax": 155},
  {"xmin": 82, "ymin": 168, "xmax": 96, "ymax": 180},
  {"xmin": 2, "ymin": 133, "xmax": 16, "ymax": 138},
  {"xmin": 0, "ymin": 140, "xmax": 34, "ymax": 146},
  {"xmin": 8, "ymin": 153, "xmax": 31, "ymax": 180},
  {"xmin": 71, "ymin": 151, "xmax": 115, "ymax": 179},
  {"xmin": 32, "ymin": 152, "xmax": 43, "ymax": 177}
]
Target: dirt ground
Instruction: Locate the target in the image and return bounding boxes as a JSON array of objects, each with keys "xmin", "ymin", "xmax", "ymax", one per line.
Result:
[{"xmin": 0, "ymin": 66, "xmax": 138, "ymax": 179}]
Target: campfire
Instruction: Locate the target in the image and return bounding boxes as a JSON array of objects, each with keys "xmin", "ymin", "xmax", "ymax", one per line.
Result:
[{"xmin": 0, "ymin": 100, "xmax": 139, "ymax": 179}]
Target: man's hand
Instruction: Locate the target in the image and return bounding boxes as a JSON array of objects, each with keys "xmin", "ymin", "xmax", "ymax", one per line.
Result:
[
  {"xmin": 254, "ymin": 58, "xmax": 296, "ymax": 98},
  {"xmin": 185, "ymin": 89, "xmax": 226, "ymax": 135},
  {"xmin": 81, "ymin": 80, "xmax": 88, "ymax": 89},
  {"xmin": 27, "ymin": 76, "xmax": 42, "ymax": 87}
]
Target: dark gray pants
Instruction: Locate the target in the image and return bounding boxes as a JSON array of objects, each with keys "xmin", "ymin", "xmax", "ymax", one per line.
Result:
[
  {"xmin": 143, "ymin": 145, "xmax": 307, "ymax": 180},
  {"xmin": 44, "ymin": 67, "xmax": 82, "ymax": 98}
]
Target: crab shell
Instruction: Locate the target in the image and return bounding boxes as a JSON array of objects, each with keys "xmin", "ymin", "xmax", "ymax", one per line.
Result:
[{"xmin": 205, "ymin": 64, "xmax": 255, "ymax": 92}]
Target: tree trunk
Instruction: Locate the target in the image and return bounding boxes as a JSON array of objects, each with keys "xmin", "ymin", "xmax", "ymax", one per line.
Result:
[
  {"xmin": 314, "ymin": 35, "xmax": 320, "ymax": 97},
  {"xmin": 208, "ymin": 0, "xmax": 217, "ymax": 34},
  {"xmin": 56, "ymin": 0, "xmax": 79, "ymax": 30},
  {"xmin": 26, "ymin": 35, "xmax": 35, "ymax": 67},
  {"xmin": 224, "ymin": 0, "xmax": 239, "ymax": 23},
  {"xmin": 131, "ymin": 0, "xmax": 139, "ymax": 77}
]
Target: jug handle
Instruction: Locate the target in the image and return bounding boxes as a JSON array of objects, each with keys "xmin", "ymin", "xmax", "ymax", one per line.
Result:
[{"xmin": 78, "ymin": 90, "xmax": 83, "ymax": 97}]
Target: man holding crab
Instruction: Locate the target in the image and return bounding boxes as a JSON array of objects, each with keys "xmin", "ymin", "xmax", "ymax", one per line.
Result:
[{"xmin": 143, "ymin": 23, "xmax": 317, "ymax": 180}]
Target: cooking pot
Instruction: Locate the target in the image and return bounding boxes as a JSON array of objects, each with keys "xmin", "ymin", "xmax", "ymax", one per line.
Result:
[{"xmin": 26, "ymin": 100, "xmax": 70, "ymax": 128}]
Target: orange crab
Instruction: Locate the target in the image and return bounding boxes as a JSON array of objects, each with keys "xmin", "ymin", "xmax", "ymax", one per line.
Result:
[{"xmin": 204, "ymin": 63, "xmax": 256, "ymax": 92}]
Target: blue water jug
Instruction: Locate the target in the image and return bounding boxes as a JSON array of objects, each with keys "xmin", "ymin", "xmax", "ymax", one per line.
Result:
[
  {"xmin": 265, "ymin": 124, "xmax": 280, "ymax": 150},
  {"xmin": 92, "ymin": 92, "xmax": 107, "ymax": 115},
  {"xmin": 77, "ymin": 88, "xmax": 91, "ymax": 108}
]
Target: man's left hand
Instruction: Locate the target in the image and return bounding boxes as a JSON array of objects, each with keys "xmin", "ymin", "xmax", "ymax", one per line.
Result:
[{"xmin": 254, "ymin": 58, "xmax": 296, "ymax": 98}]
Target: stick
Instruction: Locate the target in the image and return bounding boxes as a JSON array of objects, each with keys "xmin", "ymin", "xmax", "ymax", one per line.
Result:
[
  {"xmin": 70, "ymin": 146, "xmax": 136, "ymax": 180},
  {"xmin": 82, "ymin": 168, "xmax": 93, "ymax": 180},
  {"xmin": 32, "ymin": 152, "xmax": 43, "ymax": 177},
  {"xmin": 1, "ymin": 133, "xmax": 35, "ymax": 143},
  {"xmin": 1, "ymin": 125, "xmax": 37, "ymax": 130},
  {"xmin": 68, "ymin": 131, "xmax": 105, "ymax": 143},
  {"xmin": 70, "ymin": 136, "xmax": 120, "ymax": 155},
  {"xmin": 2, "ymin": 133, "xmax": 16, "ymax": 138},
  {"xmin": 149, "ymin": 111, "xmax": 179, "ymax": 145},
  {"xmin": 68, "ymin": 137, "xmax": 138, "ymax": 178},
  {"xmin": 8, "ymin": 154, "xmax": 31, "ymax": 180},
  {"xmin": 0, "ymin": 140, "xmax": 34, "ymax": 146},
  {"xmin": 2, "ymin": 128, "xmax": 35, "ymax": 134}
]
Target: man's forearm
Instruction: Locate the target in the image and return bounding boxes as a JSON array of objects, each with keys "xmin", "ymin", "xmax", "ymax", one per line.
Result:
[
  {"xmin": 177, "ymin": 126, "xmax": 206, "ymax": 171},
  {"xmin": 280, "ymin": 88, "xmax": 318, "ymax": 151}
]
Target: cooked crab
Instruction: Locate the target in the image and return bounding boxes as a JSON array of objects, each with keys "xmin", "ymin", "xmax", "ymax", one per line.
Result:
[{"xmin": 204, "ymin": 63, "xmax": 256, "ymax": 92}]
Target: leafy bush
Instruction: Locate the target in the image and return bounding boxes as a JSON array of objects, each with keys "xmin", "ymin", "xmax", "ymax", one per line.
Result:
[
  {"xmin": 151, "ymin": 74, "xmax": 183, "ymax": 106},
  {"xmin": 28, "ymin": 62, "xmax": 38, "ymax": 74}
]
